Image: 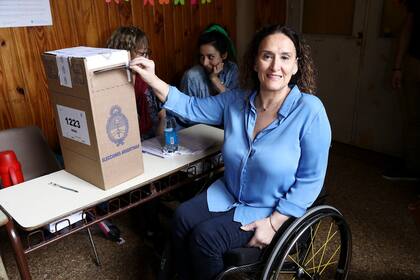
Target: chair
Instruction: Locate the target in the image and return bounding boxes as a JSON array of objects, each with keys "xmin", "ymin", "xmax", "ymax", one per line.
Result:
[
  {"xmin": 0, "ymin": 126, "xmax": 100, "ymax": 267},
  {"xmin": 0, "ymin": 210, "xmax": 9, "ymax": 280},
  {"xmin": 0, "ymin": 126, "xmax": 61, "ymax": 182}
]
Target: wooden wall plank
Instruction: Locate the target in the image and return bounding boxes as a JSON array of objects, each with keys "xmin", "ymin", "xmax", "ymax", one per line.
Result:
[
  {"xmin": 0, "ymin": 29, "xmax": 33, "ymax": 129},
  {"xmin": 162, "ymin": 4, "xmax": 176, "ymax": 84},
  {"xmin": 255, "ymin": 0, "xmax": 286, "ymax": 29},
  {"xmin": 13, "ymin": 27, "xmax": 53, "ymax": 137},
  {"xmin": 0, "ymin": 0, "xmax": 237, "ymax": 150}
]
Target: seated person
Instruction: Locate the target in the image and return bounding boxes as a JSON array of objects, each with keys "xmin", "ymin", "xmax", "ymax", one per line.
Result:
[
  {"xmin": 106, "ymin": 26, "xmax": 164, "ymax": 239},
  {"xmin": 106, "ymin": 26, "xmax": 165, "ymax": 140},
  {"xmin": 130, "ymin": 24, "xmax": 331, "ymax": 279},
  {"xmin": 180, "ymin": 23, "xmax": 239, "ymax": 98},
  {"xmin": 176, "ymin": 24, "xmax": 238, "ymax": 129}
]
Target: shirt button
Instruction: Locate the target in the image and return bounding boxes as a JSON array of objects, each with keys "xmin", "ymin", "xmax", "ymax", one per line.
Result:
[{"xmin": 249, "ymin": 149, "xmax": 256, "ymax": 158}]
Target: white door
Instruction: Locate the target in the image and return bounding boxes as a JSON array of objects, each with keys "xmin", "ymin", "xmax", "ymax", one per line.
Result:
[
  {"xmin": 286, "ymin": 0, "xmax": 367, "ymax": 144},
  {"xmin": 287, "ymin": 0, "xmax": 404, "ymax": 155}
]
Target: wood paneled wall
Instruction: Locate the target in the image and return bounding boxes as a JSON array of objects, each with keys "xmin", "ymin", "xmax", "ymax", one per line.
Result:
[
  {"xmin": 0, "ymin": 0, "xmax": 236, "ymax": 149},
  {"xmin": 255, "ymin": 0, "xmax": 286, "ymax": 29}
]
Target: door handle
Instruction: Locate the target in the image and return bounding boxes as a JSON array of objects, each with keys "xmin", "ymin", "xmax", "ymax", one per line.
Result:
[{"xmin": 356, "ymin": 32, "xmax": 363, "ymax": 46}]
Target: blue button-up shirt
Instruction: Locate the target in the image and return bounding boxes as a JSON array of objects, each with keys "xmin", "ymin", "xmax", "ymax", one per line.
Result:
[{"xmin": 164, "ymin": 85, "xmax": 331, "ymax": 225}]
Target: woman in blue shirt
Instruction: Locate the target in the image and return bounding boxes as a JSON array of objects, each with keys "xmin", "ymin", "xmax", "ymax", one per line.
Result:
[{"xmin": 130, "ymin": 25, "xmax": 331, "ymax": 280}]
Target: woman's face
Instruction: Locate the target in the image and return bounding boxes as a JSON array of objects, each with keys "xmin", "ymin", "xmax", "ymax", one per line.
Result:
[
  {"xmin": 255, "ymin": 33, "xmax": 298, "ymax": 93},
  {"xmin": 199, "ymin": 43, "xmax": 227, "ymax": 73}
]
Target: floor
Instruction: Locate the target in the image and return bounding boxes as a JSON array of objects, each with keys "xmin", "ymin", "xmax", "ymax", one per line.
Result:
[{"xmin": 0, "ymin": 143, "xmax": 419, "ymax": 280}]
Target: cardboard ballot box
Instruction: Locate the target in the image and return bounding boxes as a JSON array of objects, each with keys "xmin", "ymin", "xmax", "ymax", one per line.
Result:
[{"xmin": 42, "ymin": 47, "xmax": 143, "ymax": 190}]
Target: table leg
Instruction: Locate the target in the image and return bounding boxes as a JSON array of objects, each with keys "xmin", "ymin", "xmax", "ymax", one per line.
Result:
[{"xmin": 5, "ymin": 219, "xmax": 31, "ymax": 280}]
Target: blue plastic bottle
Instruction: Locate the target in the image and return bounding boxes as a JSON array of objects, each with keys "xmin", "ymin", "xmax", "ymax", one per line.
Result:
[{"xmin": 163, "ymin": 117, "xmax": 178, "ymax": 153}]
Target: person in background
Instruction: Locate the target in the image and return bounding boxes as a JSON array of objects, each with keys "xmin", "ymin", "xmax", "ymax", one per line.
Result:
[
  {"xmin": 130, "ymin": 24, "xmax": 331, "ymax": 279},
  {"xmin": 106, "ymin": 26, "xmax": 164, "ymax": 240},
  {"xmin": 106, "ymin": 26, "xmax": 165, "ymax": 140},
  {"xmin": 180, "ymin": 23, "xmax": 239, "ymax": 98},
  {"xmin": 175, "ymin": 24, "xmax": 238, "ymax": 129},
  {"xmin": 384, "ymin": 0, "xmax": 419, "ymax": 181}
]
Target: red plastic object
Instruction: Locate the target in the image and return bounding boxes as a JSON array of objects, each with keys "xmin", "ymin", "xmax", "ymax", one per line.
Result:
[{"xmin": 0, "ymin": 150, "xmax": 24, "ymax": 187}]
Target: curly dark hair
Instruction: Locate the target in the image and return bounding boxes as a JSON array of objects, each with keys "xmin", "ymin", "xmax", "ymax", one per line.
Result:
[
  {"xmin": 106, "ymin": 26, "xmax": 148, "ymax": 52},
  {"xmin": 240, "ymin": 25, "xmax": 317, "ymax": 94}
]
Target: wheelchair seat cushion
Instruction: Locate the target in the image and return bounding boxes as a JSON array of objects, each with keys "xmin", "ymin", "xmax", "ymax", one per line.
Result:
[{"xmin": 223, "ymin": 247, "xmax": 263, "ymax": 267}]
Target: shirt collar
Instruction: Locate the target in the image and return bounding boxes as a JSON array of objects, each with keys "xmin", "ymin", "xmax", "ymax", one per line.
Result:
[{"xmin": 248, "ymin": 85, "xmax": 301, "ymax": 118}]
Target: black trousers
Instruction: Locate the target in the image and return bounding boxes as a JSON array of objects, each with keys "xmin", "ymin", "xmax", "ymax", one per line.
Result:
[{"xmin": 172, "ymin": 191, "xmax": 253, "ymax": 280}]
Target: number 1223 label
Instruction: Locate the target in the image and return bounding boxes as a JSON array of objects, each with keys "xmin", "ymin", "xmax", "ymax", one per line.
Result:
[{"xmin": 57, "ymin": 105, "xmax": 91, "ymax": 145}]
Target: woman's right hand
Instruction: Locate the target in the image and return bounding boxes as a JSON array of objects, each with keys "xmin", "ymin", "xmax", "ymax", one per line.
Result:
[
  {"xmin": 129, "ymin": 57, "xmax": 169, "ymax": 103},
  {"xmin": 208, "ymin": 62, "xmax": 226, "ymax": 94},
  {"xmin": 130, "ymin": 57, "xmax": 156, "ymax": 82},
  {"xmin": 209, "ymin": 62, "xmax": 224, "ymax": 80}
]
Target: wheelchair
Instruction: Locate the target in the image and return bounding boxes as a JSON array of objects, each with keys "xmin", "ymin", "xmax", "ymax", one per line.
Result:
[{"xmin": 215, "ymin": 204, "xmax": 352, "ymax": 280}]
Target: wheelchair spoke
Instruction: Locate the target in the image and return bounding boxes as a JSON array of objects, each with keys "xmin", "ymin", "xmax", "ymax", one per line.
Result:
[
  {"xmin": 304, "ymin": 221, "xmax": 321, "ymax": 269},
  {"xmin": 316, "ymin": 221, "xmax": 334, "ymax": 272},
  {"xmin": 304, "ymin": 228, "xmax": 338, "ymax": 267},
  {"xmin": 304, "ymin": 260, "xmax": 338, "ymax": 273},
  {"xmin": 286, "ymin": 254, "xmax": 312, "ymax": 278},
  {"xmin": 319, "ymin": 245, "xmax": 341, "ymax": 275}
]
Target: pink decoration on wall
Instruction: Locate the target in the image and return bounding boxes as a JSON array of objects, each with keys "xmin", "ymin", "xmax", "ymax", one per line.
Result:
[
  {"xmin": 105, "ymin": 0, "xmax": 129, "ymax": 4},
  {"xmin": 191, "ymin": 0, "xmax": 198, "ymax": 4},
  {"xmin": 144, "ymin": 0, "xmax": 154, "ymax": 6},
  {"xmin": 159, "ymin": 0, "xmax": 170, "ymax": 4}
]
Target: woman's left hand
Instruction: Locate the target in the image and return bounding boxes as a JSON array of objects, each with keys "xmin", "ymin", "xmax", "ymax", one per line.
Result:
[{"xmin": 240, "ymin": 217, "xmax": 276, "ymax": 249}]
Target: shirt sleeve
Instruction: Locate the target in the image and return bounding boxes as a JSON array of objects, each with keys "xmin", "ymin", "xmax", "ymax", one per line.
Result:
[
  {"xmin": 163, "ymin": 86, "xmax": 231, "ymax": 125},
  {"xmin": 180, "ymin": 71, "xmax": 193, "ymax": 96},
  {"xmin": 276, "ymin": 106, "xmax": 332, "ymax": 217},
  {"xmin": 225, "ymin": 63, "xmax": 239, "ymax": 91},
  {"xmin": 180, "ymin": 67, "xmax": 207, "ymax": 98}
]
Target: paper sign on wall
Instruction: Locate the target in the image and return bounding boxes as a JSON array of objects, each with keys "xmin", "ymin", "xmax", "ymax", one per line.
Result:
[
  {"xmin": 0, "ymin": 0, "xmax": 52, "ymax": 28},
  {"xmin": 57, "ymin": 105, "xmax": 91, "ymax": 146}
]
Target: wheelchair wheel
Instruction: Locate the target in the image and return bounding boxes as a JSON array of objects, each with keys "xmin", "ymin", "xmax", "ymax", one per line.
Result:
[{"xmin": 261, "ymin": 206, "xmax": 351, "ymax": 280}]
